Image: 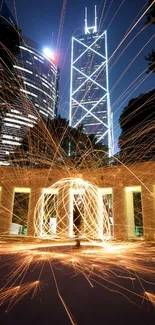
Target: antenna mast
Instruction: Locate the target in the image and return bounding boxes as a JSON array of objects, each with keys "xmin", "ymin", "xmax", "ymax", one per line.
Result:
[{"xmin": 85, "ymin": 5, "xmax": 98, "ymax": 34}]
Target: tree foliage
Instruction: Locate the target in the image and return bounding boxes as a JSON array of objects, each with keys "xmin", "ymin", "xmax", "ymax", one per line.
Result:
[
  {"xmin": 0, "ymin": 17, "xmax": 21, "ymax": 69},
  {"xmin": 9, "ymin": 116, "xmax": 109, "ymax": 169},
  {"xmin": 145, "ymin": 49, "xmax": 155, "ymax": 73},
  {"xmin": 145, "ymin": 0, "xmax": 155, "ymax": 73},
  {"xmin": 0, "ymin": 15, "xmax": 22, "ymax": 131},
  {"xmin": 145, "ymin": 0, "xmax": 155, "ymax": 25},
  {"xmin": 118, "ymin": 89, "xmax": 155, "ymax": 163},
  {"xmin": 118, "ymin": 1, "xmax": 155, "ymax": 164}
]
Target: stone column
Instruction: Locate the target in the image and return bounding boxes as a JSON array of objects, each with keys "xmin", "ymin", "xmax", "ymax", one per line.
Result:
[
  {"xmin": 0, "ymin": 185, "xmax": 14, "ymax": 235},
  {"xmin": 97, "ymin": 191, "xmax": 104, "ymax": 240},
  {"xmin": 112, "ymin": 186, "xmax": 128, "ymax": 240},
  {"xmin": 125, "ymin": 190, "xmax": 136, "ymax": 239},
  {"xmin": 141, "ymin": 184, "xmax": 155, "ymax": 241},
  {"xmin": 86, "ymin": 192, "xmax": 99, "ymax": 239},
  {"xmin": 27, "ymin": 187, "xmax": 43, "ymax": 237},
  {"xmin": 83, "ymin": 191, "xmax": 97, "ymax": 239},
  {"xmin": 57, "ymin": 187, "xmax": 70, "ymax": 238}
]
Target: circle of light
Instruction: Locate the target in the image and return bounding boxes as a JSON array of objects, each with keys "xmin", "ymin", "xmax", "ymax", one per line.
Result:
[{"xmin": 34, "ymin": 178, "xmax": 111, "ymax": 242}]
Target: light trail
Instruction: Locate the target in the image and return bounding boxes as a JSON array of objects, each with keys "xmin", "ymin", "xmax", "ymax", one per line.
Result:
[
  {"xmin": 56, "ymin": 0, "xmax": 67, "ymax": 65},
  {"xmin": 0, "ymin": 281, "xmax": 41, "ymax": 311},
  {"xmin": 34, "ymin": 178, "xmax": 111, "ymax": 241},
  {"xmin": 98, "ymin": 0, "xmax": 107, "ymax": 32},
  {"xmin": 0, "ymin": 240, "xmax": 154, "ymax": 316},
  {"xmin": 109, "ymin": 18, "xmax": 155, "ymax": 73},
  {"xmin": 50, "ymin": 263, "xmax": 77, "ymax": 325},
  {"xmin": 100, "ymin": 0, "xmax": 114, "ymax": 29},
  {"xmin": 145, "ymin": 291, "xmax": 155, "ymax": 307},
  {"xmin": 109, "ymin": 0, "xmax": 155, "ymax": 61},
  {"xmin": 107, "ymin": 0, "xmax": 127, "ymax": 30},
  {"xmin": 110, "ymin": 33, "xmax": 155, "ymax": 93},
  {"xmin": 0, "ymin": 2, "xmax": 155, "ymax": 322}
]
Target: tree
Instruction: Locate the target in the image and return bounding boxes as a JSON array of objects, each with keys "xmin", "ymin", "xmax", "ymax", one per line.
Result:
[
  {"xmin": 0, "ymin": 9, "xmax": 22, "ymax": 69},
  {"xmin": 145, "ymin": 49, "xmax": 155, "ymax": 73},
  {"xmin": 118, "ymin": 89, "xmax": 155, "ymax": 163},
  {"xmin": 9, "ymin": 116, "xmax": 109, "ymax": 169},
  {"xmin": 0, "ymin": 12, "xmax": 22, "ymax": 138},
  {"xmin": 145, "ymin": 0, "xmax": 155, "ymax": 25},
  {"xmin": 145, "ymin": 1, "xmax": 155, "ymax": 73}
]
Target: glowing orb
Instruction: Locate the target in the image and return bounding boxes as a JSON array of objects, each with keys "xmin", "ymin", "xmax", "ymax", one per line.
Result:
[
  {"xmin": 34, "ymin": 178, "xmax": 111, "ymax": 242},
  {"xmin": 43, "ymin": 47, "xmax": 55, "ymax": 60}
]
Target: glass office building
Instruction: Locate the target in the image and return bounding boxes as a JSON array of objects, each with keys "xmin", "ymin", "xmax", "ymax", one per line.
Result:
[
  {"xmin": 69, "ymin": 7, "xmax": 113, "ymax": 156},
  {"xmin": 13, "ymin": 38, "xmax": 59, "ymax": 120},
  {"xmin": 0, "ymin": 2, "xmax": 59, "ymax": 165}
]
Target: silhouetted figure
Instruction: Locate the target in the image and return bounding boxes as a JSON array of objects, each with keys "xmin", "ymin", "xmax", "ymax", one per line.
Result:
[
  {"xmin": 75, "ymin": 238, "xmax": 81, "ymax": 248},
  {"xmin": 73, "ymin": 205, "xmax": 81, "ymax": 235}
]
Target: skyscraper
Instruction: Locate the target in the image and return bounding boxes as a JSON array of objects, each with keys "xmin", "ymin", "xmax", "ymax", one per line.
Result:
[
  {"xmin": 13, "ymin": 38, "xmax": 59, "ymax": 120},
  {"xmin": 69, "ymin": 6, "xmax": 113, "ymax": 156},
  {"xmin": 0, "ymin": 2, "xmax": 59, "ymax": 164}
]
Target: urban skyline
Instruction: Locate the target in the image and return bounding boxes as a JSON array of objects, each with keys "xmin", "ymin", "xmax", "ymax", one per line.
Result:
[
  {"xmin": 4, "ymin": 0, "xmax": 155, "ymax": 153},
  {"xmin": 0, "ymin": 2, "xmax": 154, "ymax": 324},
  {"xmin": 0, "ymin": 1, "xmax": 59, "ymax": 164}
]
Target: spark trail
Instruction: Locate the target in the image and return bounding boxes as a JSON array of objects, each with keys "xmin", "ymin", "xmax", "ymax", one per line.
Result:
[{"xmin": 0, "ymin": 240, "xmax": 154, "ymax": 323}]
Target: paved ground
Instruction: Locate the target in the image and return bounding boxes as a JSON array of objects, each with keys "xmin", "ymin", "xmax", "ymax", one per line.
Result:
[{"xmin": 0, "ymin": 238, "xmax": 154, "ymax": 325}]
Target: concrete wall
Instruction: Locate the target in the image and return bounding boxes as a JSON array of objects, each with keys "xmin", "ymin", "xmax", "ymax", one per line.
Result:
[{"xmin": 0, "ymin": 162, "xmax": 154, "ymax": 240}]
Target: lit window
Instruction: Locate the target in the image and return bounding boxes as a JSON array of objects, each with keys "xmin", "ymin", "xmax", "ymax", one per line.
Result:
[
  {"xmin": 6, "ymin": 113, "xmax": 35, "ymax": 123},
  {"xmin": 26, "ymin": 60, "xmax": 32, "ymax": 65},
  {"xmin": 4, "ymin": 118, "xmax": 33, "ymax": 127},
  {"xmin": 4, "ymin": 123, "xmax": 21, "ymax": 128},
  {"xmin": 23, "ymin": 82, "xmax": 53, "ymax": 99},
  {"xmin": 39, "ymin": 110, "xmax": 48, "ymax": 117},
  {"xmin": 13, "ymin": 65, "xmax": 33, "ymax": 74},
  {"xmin": 19, "ymin": 46, "xmax": 35, "ymax": 54},
  {"xmin": 42, "ymin": 82, "xmax": 49, "ymax": 89},
  {"xmin": 34, "ymin": 56, "xmax": 44, "ymax": 63},
  {"xmin": 20, "ymin": 89, "xmax": 38, "ymax": 98},
  {"xmin": 2, "ymin": 140, "xmax": 21, "ymax": 146},
  {"xmin": 28, "ymin": 114, "xmax": 37, "ymax": 120}
]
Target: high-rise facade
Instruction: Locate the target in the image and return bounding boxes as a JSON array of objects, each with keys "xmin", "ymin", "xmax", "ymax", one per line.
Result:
[
  {"xmin": 69, "ymin": 7, "xmax": 113, "ymax": 156},
  {"xmin": 0, "ymin": 2, "xmax": 59, "ymax": 165},
  {"xmin": 13, "ymin": 38, "xmax": 59, "ymax": 120}
]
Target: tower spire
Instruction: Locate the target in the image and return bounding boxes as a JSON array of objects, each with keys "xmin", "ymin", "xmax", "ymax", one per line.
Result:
[
  {"xmin": 85, "ymin": 7, "xmax": 87, "ymax": 34},
  {"xmin": 84, "ymin": 5, "xmax": 98, "ymax": 34},
  {"xmin": 95, "ymin": 5, "xmax": 97, "ymax": 32}
]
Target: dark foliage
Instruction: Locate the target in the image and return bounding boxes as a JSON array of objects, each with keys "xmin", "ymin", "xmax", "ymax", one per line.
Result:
[
  {"xmin": 145, "ymin": 0, "xmax": 155, "ymax": 25},
  {"xmin": 145, "ymin": 1, "xmax": 155, "ymax": 73},
  {"xmin": 0, "ymin": 16, "xmax": 22, "ymax": 124},
  {"xmin": 118, "ymin": 89, "xmax": 155, "ymax": 163},
  {"xmin": 9, "ymin": 116, "xmax": 109, "ymax": 168},
  {"xmin": 145, "ymin": 49, "xmax": 155, "ymax": 73},
  {"xmin": 0, "ymin": 17, "xmax": 21, "ymax": 69}
]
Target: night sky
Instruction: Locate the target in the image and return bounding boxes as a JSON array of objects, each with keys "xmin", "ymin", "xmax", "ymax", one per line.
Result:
[{"xmin": 5, "ymin": 0, "xmax": 155, "ymax": 152}]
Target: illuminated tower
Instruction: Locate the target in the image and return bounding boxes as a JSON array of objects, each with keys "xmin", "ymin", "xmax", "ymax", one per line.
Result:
[
  {"xmin": 13, "ymin": 38, "xmax": 59, "ymax": 120},
  {"xmin": 69, "ymin": 6, "xmax": 113, "ymax": 156},
  {"xmin": 0, "ymin": 15, "xmax": 59, "ymax": 165}
]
